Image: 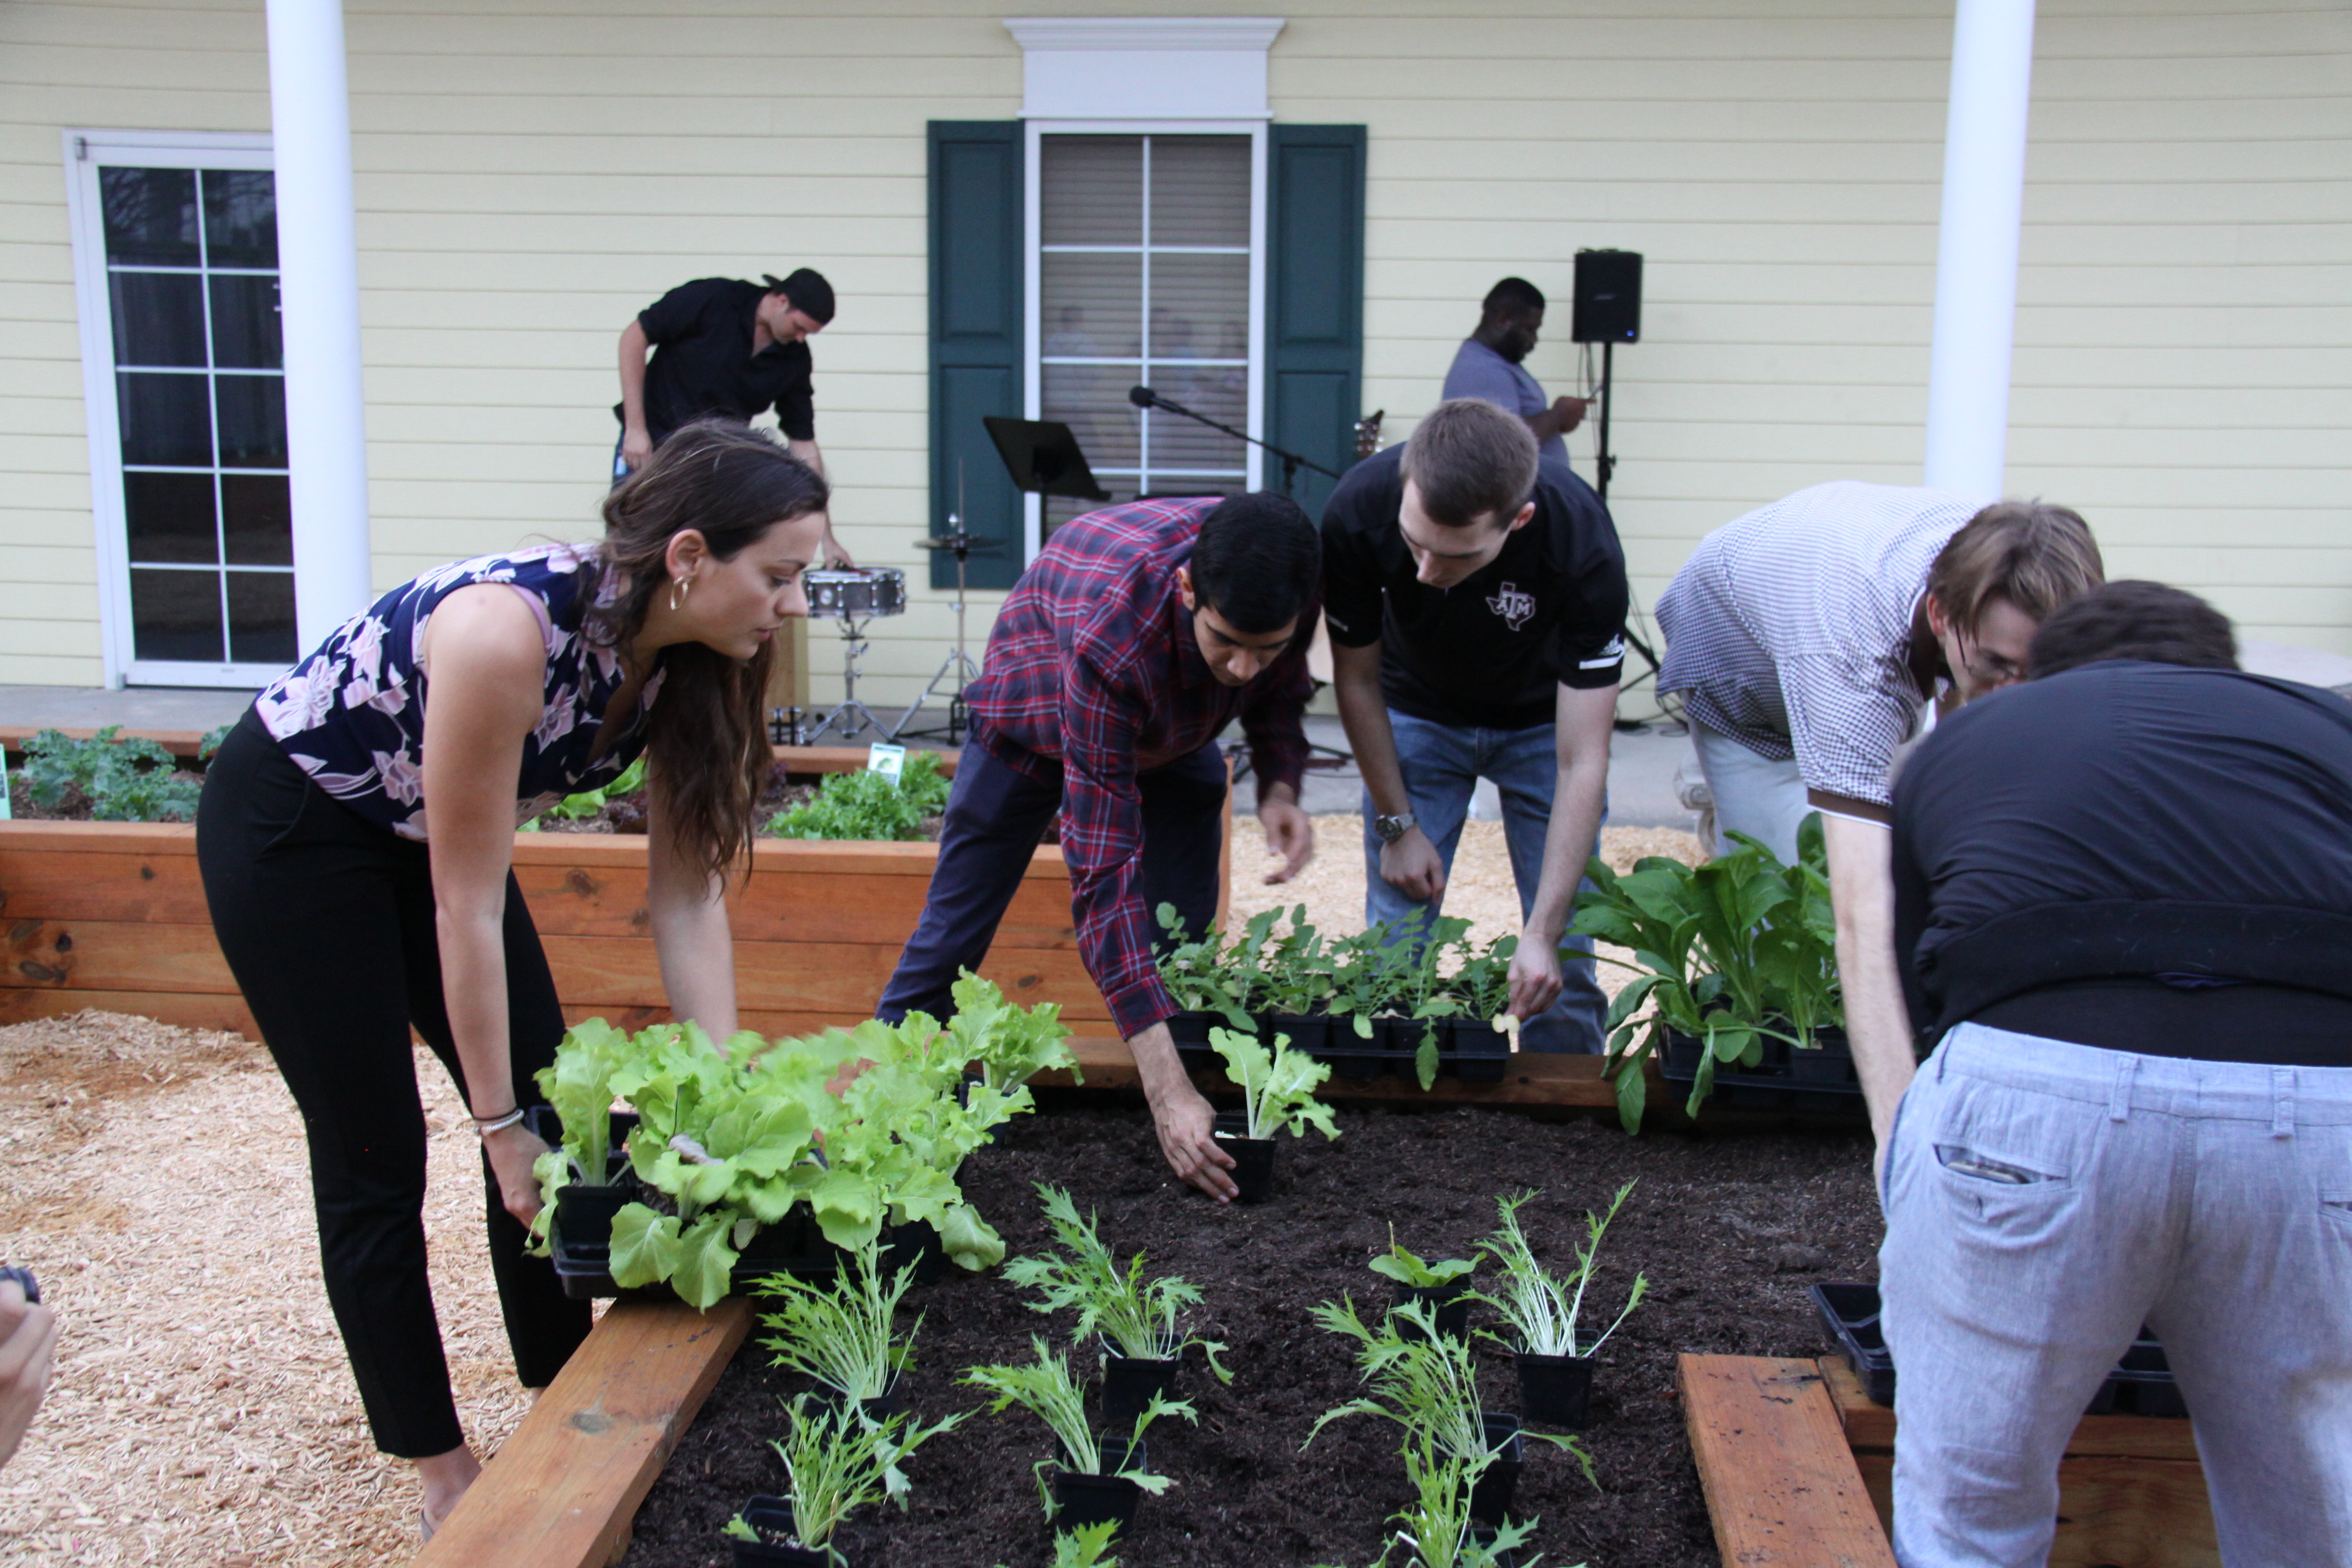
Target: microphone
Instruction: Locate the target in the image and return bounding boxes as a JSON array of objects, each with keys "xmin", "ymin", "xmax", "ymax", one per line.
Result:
[{"xmin": 1127, "ymin": 385, "xmax": 1156, "ymax": 409}]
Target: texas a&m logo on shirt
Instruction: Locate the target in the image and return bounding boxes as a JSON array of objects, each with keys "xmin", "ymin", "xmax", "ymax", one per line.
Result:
[{"xmin": 1485, "ymin": 582, "xmax": 1536, "ymax": 632}]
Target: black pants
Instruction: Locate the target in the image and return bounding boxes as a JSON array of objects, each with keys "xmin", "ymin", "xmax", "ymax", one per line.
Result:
[
  {"xmin": 876, "ymin": 736, "xmax": 1225, "ymax": 1027},
  {"xmin": 196, "ymin": 710, "xmax": 590, "ymax": 1458}
]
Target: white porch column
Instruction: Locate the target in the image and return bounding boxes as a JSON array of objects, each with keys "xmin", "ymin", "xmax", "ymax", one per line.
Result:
[
  {"xmin": 266, "ymin": 0, "xmax": 374, "ymax": 649},
  {"xmin": 1922, "ymin": 0, "xmax": 2038, "ymax": 501}
]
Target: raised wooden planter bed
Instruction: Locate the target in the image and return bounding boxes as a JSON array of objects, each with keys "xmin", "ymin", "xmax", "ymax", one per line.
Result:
[{"xmin": 1681, "ymin": 1354, "xmax": 2218, "ymax": 1568}]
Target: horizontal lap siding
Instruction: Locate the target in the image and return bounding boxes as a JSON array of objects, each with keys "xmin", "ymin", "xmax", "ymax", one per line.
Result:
[{"xmin": 0, "ymin": 0, "xmax": 2344, "ymax": 693}]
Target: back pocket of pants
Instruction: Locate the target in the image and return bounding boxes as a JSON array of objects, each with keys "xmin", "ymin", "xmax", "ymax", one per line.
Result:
[
  {"xmin": 1935, "ymin": 1145, "xmax": 2063, "ymax": 1185},
  {"xmin": 2324, "ymin": 1192, "xmax": 2352, "ymax": 1232}
]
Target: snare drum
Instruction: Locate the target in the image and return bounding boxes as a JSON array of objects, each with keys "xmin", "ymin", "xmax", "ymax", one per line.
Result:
[{"xmin": 804, "ymin": 567, "xmax": 907, "ymax": 619}]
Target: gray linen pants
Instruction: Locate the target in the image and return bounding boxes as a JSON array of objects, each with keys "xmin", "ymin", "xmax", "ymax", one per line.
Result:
[{"xmin": 1879, "ymin": 1022, "xmax": 2352, "ymax": 1568}]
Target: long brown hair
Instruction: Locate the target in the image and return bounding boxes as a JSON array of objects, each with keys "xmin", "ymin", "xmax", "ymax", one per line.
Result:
[
  {"xmin": 589, "ymin": 421, "xmax": 829, "ymax": 880},
  {"xmin": 1927, "ymin": 500, "xmax": 2105, "ymax": 631}
]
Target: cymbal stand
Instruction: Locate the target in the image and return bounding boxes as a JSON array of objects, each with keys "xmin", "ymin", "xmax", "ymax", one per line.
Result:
[
  {"xmin": 893, "ymin": 502, "xmax": 985, "ymax": 744},
  {"xmin": 803, "ymin": 614, "xmax": 891, "ymax": 743}
]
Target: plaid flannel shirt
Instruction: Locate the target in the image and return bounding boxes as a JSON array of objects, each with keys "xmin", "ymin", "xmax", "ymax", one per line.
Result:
[{"xmin": 968, "ymin": 497, "xmax": 1315, "ymax": 1038}]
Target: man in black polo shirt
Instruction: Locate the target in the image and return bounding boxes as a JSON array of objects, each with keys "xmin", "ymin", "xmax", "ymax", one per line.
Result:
[
  {"xmin": 1322, "ymin": 398, "xmax": 1628, "ymax": 1050},
  {"xmin": 1882, "ymin": 581, "xmax": 2352, "ymax": 1568},
  {"xmin": 615, "ymin": 267, "xmax": 851, "ymax": 565}
]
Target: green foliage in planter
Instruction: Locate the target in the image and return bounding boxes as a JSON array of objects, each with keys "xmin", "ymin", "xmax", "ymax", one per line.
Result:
[
  {"xmin": 1571, "ymin": 814, "xmax": 1843, "ymax": 1131},
  {"xmin": 15, "ymin": 726, "xmax": 200, "ymax": 821},
  {"xmin": 961, "ymin": 1335, "xmax": 1196, "ymax": 1517},
  {"xmin": 757, "ymin": 1238, "xmax": 923, "ymax": 1403},
  {"xmin": 770, "ymin": 751, "xmax": 950, "ymax": 841},
  {"xmin": 1471, "ymin": 1184, "xmax": 1646, "ymax": 1360},
  {"xmin": 1367, "ymin": 1230, "xmax": 1477, "ymax": 1289},
  {"xmin": 730, "ymin": 1394, "xmax": 963, "ymax": 1555},
  {"xmin": 1323, "ymin": 1429, "xmax": 1554, "ymax": 1568},
  {"xmin": 1211, "ymin": 1027, "xmax": 1340, "ymax": 1143},
  {"xmin": 1005, "ymin": 1183, "xmax": 1231, "ymax": 1375},
  {"xmin": 947, "ymin": 969, "xmax": 1080, "ymax": 1094}
]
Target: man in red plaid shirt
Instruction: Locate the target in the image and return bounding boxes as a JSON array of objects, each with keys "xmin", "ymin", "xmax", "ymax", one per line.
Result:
[{"xmin": 878, "ymin": 491, "xmax": 1321, "ymax": 1199}]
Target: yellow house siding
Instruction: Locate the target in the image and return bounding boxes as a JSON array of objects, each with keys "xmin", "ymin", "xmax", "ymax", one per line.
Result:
[{"xmin": 0, "ymin": 0, "xmax": 2343, "ymax": 698}]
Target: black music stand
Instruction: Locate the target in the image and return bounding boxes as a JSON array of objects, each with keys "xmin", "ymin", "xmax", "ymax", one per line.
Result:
[{"xmin": 983, "ymin": 417, "xmax": 1111, "ymax": 503}]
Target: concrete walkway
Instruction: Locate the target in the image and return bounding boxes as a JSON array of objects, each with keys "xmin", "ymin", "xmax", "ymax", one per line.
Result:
[{"xmin": 0, "ymin": 685, "xmax": 256, "ymax": 733}]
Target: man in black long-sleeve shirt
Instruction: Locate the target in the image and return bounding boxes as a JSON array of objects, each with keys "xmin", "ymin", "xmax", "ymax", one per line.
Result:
[{"xmin": 1880, "ymin": 581, "xmax": 2352, "ymax": 1568}]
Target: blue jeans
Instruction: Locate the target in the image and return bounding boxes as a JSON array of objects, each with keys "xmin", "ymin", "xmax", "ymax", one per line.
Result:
[{"xmin": 1362, "ymin": 709, "xmax": 1607, "ymax": 1053}]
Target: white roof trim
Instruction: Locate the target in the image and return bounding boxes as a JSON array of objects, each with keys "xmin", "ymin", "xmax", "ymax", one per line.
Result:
[{"xmin": 1005, "ymin": 16, "xmax": 1285, "ymax": 120}]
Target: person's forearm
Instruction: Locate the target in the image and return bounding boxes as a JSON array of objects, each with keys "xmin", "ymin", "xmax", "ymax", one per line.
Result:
[
  {"xmin": 1333, "ymin": 666, "xmax": 1411, "ymax": 817},
  {"xmin": 1823, "ymin": 815, "xmax": 1915, "ymax": 1144},
  {"xmin": 650, "ymin": 881, "xmax": 738, "ymax": 1038},
  {"xmin": 1128, "ymin": 1020, "xmax": 1189, "ymax": 1101},
  {"xmin": 618, "ymin": 322, "xmax": 649, "ymax": 433},
  {"xmin": 1525, "ymin": 756, "xmax": 1606, "ymax": 945},
  {"xmin": 788, "ymin": 438, "xmax": 826, "ymax": 478},
  {"xmin": 436, "ymin": 908, "xmax": 521, "ymax": 1116},
  {"xmin": 1526, "ymin": 410, "xmax": 1566, "ymax": 443}
]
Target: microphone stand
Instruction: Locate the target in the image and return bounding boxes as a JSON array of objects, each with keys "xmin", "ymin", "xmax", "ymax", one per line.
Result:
[{"xmin": 1129, "ymin": 387, "xmax": 1340, "ymax": 499}]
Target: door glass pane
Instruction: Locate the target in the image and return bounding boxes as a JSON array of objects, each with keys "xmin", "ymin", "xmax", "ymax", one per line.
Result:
[
  {"xmin": 1041, "ymin": 136, "xmax": 1140, "ymax": 246},
  {"xmin": 109, "ymin": 273, "xmax": 207, "ymax": 367},
  {"xmin": 101, "ymin": 168, "xmax": 199, "ymax": 265},
  {"xmin": 1040, "ymin": 253, "xmax": 1141, "ymax": 358},
  {"xmin": 1146, "ymin": 367, "xmax": 1247, "ymax": 473},
  {"xmin": 124, "ymin": 472, "xmax": 218, "ymax": 564},
  {"xmin": 221, "ymin": 474, "xmax": 293, "ymax": 565},
  {"xmin": 130, "ymin": 569, "xmax": 224, "ymax": 662},
  {"xmin": 226, "ymin": 571, "xmax": 298, "ymax": 664},
  {"xmin": 1149, "ymin": 137, "xmax": 1250, "ymax": 246},
  {"xmin": 1149, "ymin": 253, "xmax": 1249, "ymax": 361},
  {"xmin": 208, "ymin": 275, "xmax": 282, "ymax": 369},
  {"xmin": 214, "ymin": 374, "xmax": 288, "ymax": 468},
  {"xmin": 202, "ymin": 170, "xmax": 279, "ymax": 268},
  {"xmin": 117, "ymin": 372, "xmax": 213, "ymax": 466}
]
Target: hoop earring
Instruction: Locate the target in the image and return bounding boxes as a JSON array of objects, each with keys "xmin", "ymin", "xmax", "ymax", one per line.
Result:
[{"xmin": 669, "ymin": 575, "xmax": 692, "ymax": 614}]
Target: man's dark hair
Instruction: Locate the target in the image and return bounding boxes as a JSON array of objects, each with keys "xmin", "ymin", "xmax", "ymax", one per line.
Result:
[
  {"xmin": 2029, "ymin": 580, "xmax": 2240, "ymax": 679},
  {"xmin": 762, "ymin": 267, "xmax": 836, "ymax": 324},
  {"xmin": 1190, "ymin": 492, "xmax": 1320, "ymax": 635},
  {"xmin": 1481, "ymin": 276, "xmax": 1546, "ymax": 322}
]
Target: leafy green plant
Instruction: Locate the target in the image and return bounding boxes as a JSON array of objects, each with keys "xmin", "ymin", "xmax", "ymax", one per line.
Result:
[
  {"xmin": 1472, "ymin": 1184, "xmax": 1647, "ymax": 1359},
  {"xmin": 946, "ymin": 969, "xmax": 1079, "ymax": 1093},
  {"xmin": 16, "ymin": 727, "xmax": 200, "ymax": 821},
  {"xmin": 1210, "ymin": 1027, "xmax": 1340, "ymax": 1142},
  {"xmin": 1571, "ymin": 815, "xmax": 1844, "ymax": 1131},
  {"xmin": 996, "ymin": 1521, "xmax": 1125, "ymax": 1568},
  {"xmin": 757, "ymin": 1239, "xmax": 923, "ymax": 1403},
  {"xmin": 771, "ymin": 752, "xmax": 950, "ymax": 841},
  {"xmin": 1367, "ymin": 1231, "xmax": 1478, "ymax": 1289},
  {"xmin": 525, "ymin": 1016, "xmax": 643, "ymax": 1253},
  {"xmin": 1004, "ymin": 1184, "xmax": 1232, "ymax": 1378},
  {"xmin": 1318, "ymin": 1429, "xmax": 1551, "ymax": 1568},
  {"xmin": 549, "ymin": 756, "xmax": 646, "ymax": 820},
  {"xmin": 961, "ymin": 1336, "xmax": 1195, "ymax": 1516},
  {"xmin": 726, "ymin": 1394, "xmax": 962, "ymax": 1559},
  {"xmin": 1153, "ymin": 904, "xmax": 1266, "ymax": 1030}
]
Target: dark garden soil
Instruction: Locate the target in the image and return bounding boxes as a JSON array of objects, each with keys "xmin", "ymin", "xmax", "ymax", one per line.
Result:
[{"xmin": 615, "ymin": 1098, "xmax": 1881, "ymax": 1568}]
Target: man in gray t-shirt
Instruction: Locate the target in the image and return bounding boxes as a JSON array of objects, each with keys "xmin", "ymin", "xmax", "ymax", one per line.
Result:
[{"xmin": 1441, "ymin": 277, "xmax": 1590, "ymax": 470}]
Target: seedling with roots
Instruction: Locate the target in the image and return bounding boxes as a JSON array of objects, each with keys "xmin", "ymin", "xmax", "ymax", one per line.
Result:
[
  {"xmin": 1473, "ymin": 1183, "xmax": 1647, "ymax": 1359},
  {"xmin": 756, "ymin": 1239, "xmax": 922, "ymax": 1403},
  {"xmin": 961, "ymin": 1336, "xmax": 1196, "ymax": 1519},
  {"xmin": 1004, "ymin": 1184, "xmax": 1232, "ymax": 1378}
]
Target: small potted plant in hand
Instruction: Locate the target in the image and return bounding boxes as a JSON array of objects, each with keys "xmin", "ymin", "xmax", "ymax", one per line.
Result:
[
  {"xmin": 1370, "ymin": 1230, "xmax": 1480, "ymax": 1341},
  {"xmin": 756, "ymin": 1240, "xmax": 924, "ymax": 1420},
  {"xmin": 726, "ymin": 1393, "xmax": 963, "ymax": 1566},
  {"xmin": 1005, "ymin": 1184, "xmax": 1232, "ymax": 1422},
  {"xmin": 963, "ymin": 1336, "xmax": 1195, "ymax": 1533},
  {"xmin": 1473, "ymin": 1184, "xmax": 1645, "ymax": 1429},
  {"xmin": 1208, "ymin": 1027, "xmax": 1341, "ymax": 1202}
]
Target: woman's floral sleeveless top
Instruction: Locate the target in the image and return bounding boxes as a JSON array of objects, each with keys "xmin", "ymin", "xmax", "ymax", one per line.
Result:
[{"xmin": 252, "ymin": 543, "xmax": 662, "ymax": 840}]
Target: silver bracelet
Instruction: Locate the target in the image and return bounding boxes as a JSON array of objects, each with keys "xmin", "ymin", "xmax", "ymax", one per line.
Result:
[{"xmin": 473, "ymin": 1106, "xmax": 527, "ymax": 1136}]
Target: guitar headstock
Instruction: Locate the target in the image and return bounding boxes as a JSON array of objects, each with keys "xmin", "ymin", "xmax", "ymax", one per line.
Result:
[{"xmin": 1353, "ymin": 409, "xmax": 1385, "ymax": 461}]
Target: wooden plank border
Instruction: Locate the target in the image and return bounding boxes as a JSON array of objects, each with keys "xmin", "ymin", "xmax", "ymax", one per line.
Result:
[{"xmin": 1679, "ymin": 1354, "xmax": 1898, "ymax": 1568}]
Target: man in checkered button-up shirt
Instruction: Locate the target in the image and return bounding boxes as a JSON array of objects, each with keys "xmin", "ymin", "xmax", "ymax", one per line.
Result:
[{"xmin": 877, "ymin": 492, "xmax": 1320, "ymax": 1202}]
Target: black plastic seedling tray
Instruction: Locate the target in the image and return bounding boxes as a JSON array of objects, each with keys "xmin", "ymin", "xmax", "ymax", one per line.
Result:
[
  {"xmin": 1661, "ymin": 1029, "xmax": 1864, "ymax": 1114},
  {"xmin": 1171, "ymin": 1010, "xmax": 1510, "ymax": 1085},
  {"xmin": 1810, "ymin": 1282, "xmax": 2187, "ymax": 1417}
]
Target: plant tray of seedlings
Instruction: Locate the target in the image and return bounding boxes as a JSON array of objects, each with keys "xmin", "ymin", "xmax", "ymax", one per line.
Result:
[
  {"xmin": 1810, "ymin": 1282, "xmax": 2188, "ymax": 1417},
  {"xmin": 1657, "ymin": 1026, "xmax": 1865, "ymax": 1114}
]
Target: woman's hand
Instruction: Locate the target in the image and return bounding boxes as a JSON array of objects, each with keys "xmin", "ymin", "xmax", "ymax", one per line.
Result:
[{"xmin": 482, "ymin": 1122, "xmax": 554, "ymax": 1227}]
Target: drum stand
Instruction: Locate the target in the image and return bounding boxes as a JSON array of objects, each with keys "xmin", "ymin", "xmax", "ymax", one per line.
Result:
[
  {"xmin": 803, "ymin": 615, "xmax": 892, "ymax": 743},
  {"xmin": 893, "ymin": 520, "xmax": 986, "ymax": 745}
]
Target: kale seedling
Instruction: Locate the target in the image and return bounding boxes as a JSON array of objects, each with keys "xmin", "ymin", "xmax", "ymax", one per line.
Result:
[
  {"xmin": 961, "ymin": 1336, "xmax": 1196, "ymax": 1518},
  {"xmin": 1004, "ymin": 1183, "xmax": 1231, "ymax": 1377}
]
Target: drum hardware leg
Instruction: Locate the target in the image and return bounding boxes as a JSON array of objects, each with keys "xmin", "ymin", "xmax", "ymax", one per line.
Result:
[
  {"xmin": 895, "ymin": 505, "xmax": 986, "ymax": 744},
  {"xmin": 803, "ymin": 616, "xmax": 893, "ymax": 743}
]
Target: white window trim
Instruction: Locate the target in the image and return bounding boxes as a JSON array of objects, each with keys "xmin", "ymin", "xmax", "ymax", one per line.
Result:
[
  {"xmin": 1006, "ymin": 16, "xmax": 1284, "ymax": 120},
  {"xmin": 63, "ymin": 128, "xmax": 286, "ymax": 690},
  {"xmin": 1020, "ymin": 119, "xmax": 1269, "ymax": 561}
]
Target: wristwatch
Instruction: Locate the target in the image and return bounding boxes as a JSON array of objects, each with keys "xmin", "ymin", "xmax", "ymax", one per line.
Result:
[{"xmin": 1373, "ymin": 811, "xmax": 1417, "ymax": 845}]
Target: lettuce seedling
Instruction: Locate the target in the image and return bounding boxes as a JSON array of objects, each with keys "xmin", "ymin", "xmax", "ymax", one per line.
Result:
[
  {"xmin": 946, "ymin": 969, "xmax": 1080, "ymax": 1093},
  {"xmin": 962, "ymin": 1336, "xmax": 1195, "ymax": 1518},
  {"xmin": 1367, "ymin": 1230, "xmax": 1477, "ymax": 1290},
  {"xmin": 1004, "ymin": 1184, "xmax": 1231, "ymax": 1377},
  {"xmin": 757, "ymin": 1238, "xmax": 923, "ymax": 1404},
  {"xmin": 1472, "ymin": 1184, "xmax": 1647, "ymax": 1360},
  {"xmin": 526, "ymin": 1015, "xmax": 642, "ymax": 1254},
  {"xmin": 740, "ymin": 1394, "xmax": 962, "ymax": 1557},
  {"xmin": 1210, "ymin": 1027, "xmax": 1340, "ymax": 1143}
]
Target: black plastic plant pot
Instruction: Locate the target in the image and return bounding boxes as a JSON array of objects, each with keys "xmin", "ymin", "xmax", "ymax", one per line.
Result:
[
  {"xmin": 1259, "ymin": 1012, "xmax": 1331, "ymax": 1056},
  {"xmin": 1390, "ymin": 1279, "xmax": 1472, "ymax": 1341},
  {"xmin": 882, "ymin": 1217, "xmax": 946, "ymax": 1285},
  {"xmin": 1053, "ymin": 1434, "xmax": 1147, "ymax": 1530},
  {"xmin": 1445, "ymin": 1018, "xmax": 1512, "ymax": 1084},
  {"xmin": 527, "ymin": 1104, "xmax": 638, "ymax": 1185},
  {"xmin": 1516, "ymin": 1345, "xmax": 1598, "ymax": 1428},
  {"xmin": 551, "ymin": 1181, "xmax": 637, "ymax": 1258},
  {"xmin": 1101, "ymin": 1341, "xmax": 1180, "ymax": 1424},
  {"xmin": 1787, "ymin": 1026, "xmax": 1855, "ymax": 1084},
  {"xmin": 810, "ymin": 1368, "xmax": 903, "ymax": 1422},
  {"xmin": 1211, "ymin": 1112, "xmax": 1276, "ymax": 1203},
  {"xmin": 729, "ymin": 1495, "xmax": 833, "ymax": 1568},
  {"xmin": 1322, "ymin": 1022, "xmax": 1388, "ymax": 1080},
  {"xmin": 1466, "ymin": 1412, "xmax": 1524, "ymax": 1525}
]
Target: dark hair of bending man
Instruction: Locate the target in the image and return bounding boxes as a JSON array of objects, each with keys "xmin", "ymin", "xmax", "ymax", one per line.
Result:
[
  {"xmin": 1322, "ymin": 399, "xmax": 1630, "ymax": 1051},
  {"xmin": 873, "ymin": 490, "xmax": 1322, "ymax": 1204},
  {"xmin": 1883, "ymin": 580, "xmax": 2352, "ymax": 1568}
]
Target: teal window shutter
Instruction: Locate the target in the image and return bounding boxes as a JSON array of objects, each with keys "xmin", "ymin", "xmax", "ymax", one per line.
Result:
[
  {"xmin": 1266, "ymin": 125, "xmax": 1366, "ymax": 522},
  {"xmin": 928, "ymin": 122, "xmax": 1025, "ymax": 589}
]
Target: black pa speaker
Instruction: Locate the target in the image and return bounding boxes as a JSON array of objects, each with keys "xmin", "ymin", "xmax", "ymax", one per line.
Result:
[{"xmin": 1571, "ymin": 249, "xmax": 1642, "ymax": 344}]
